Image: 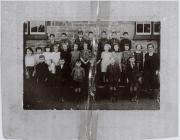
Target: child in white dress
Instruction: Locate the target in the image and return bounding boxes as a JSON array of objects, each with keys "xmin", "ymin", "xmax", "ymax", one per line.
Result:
[{"xmin": 97, "ymin": 44, "xmax": 112, "ymax": 83}]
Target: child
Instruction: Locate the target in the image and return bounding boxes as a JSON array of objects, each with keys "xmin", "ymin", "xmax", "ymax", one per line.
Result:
[
  {"xmin": 35, "ymin": 55, "xmax": 49, "ymax": 84},
  {"xmin": 80, "ymin": 42, "xmax": 92, "ymax": 81},
  {"xmin": 51, "ymin": 44, "xmax": 60, "ymax": 66},
  {"xmin": 134, "ymin": 44, "xmax": 144, "ymax": 71},
  {"xmin": 25, "ymin": 47, "xmax": 36, "ymax": 79},
  {"xmin": 107, "ymin": 58, "xmax": 121, "ymax": 102},
  {"xmin": 121, "ymin": 44, "xmax": 133, "ymax": 85},
  {"xmin": 111, "ymin": 44, "xmax": 122, "ymax": 72},
  {"xmin": 56, "ymin": 58, "xmax": 70, "ymax": 102},
  {"xmin": 48, "ymin": 59, "xmax": 56, "ymax": 87},
  {"xmin": 126, "ymin": 56, "xmax": 141, "ymax": 102},
  {"xmin": 61, "ymin": 43, "xmax": 71, "ymax": 66},
  {"xmin": 70, "ymin": 43, "xmax": 80, "ymax": 69},
  {"xmin": 74, "ymin": 31, "xmax": 86, "ymax": 51},
  {"xmin": 120, "ymin": 32, "xmax": 132, "ymax": 51},
  {"xmin": 97, "ymin": 44, "xmax": 112, "ymax": 84},
  {"xmin": 43, "ymin": 46, "xmax": 52, "ymax": 66},
  {"xmin": 71, "ymin": 60, "xmax": 85, "ymax": 104},
  {"xmin": 34, "ymin": 47, "xmax": 43, "ymax": 64}
]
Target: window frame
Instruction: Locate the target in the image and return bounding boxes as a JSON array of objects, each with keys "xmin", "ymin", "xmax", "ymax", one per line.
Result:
[
  {"xmin": 135, "ymin": 21, "xmax": 152, "ymax": 35},
  {"xmin": 29, "ymin": 21, "xmax": 46, "ymax": 35},
  {"xmin": 153, "ymin": 22, "xmax": 160, "ymax": 35}
]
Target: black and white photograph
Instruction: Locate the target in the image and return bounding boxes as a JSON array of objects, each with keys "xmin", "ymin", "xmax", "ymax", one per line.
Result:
[{"xmin": 23, "ymin": 21, "xmax": 160, "ymax": 110}]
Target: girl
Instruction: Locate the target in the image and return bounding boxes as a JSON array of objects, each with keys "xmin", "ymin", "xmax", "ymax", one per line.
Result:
[
  {"xmin": 25, "ymin": 47, "xmax": 36, "ymax": 79},
  {"xmin": 97, "ymin": 43, "xmax": 112, "ymax": 84},
  {"xmin": 134, "ymin": 44, "xmax": 144, "ymax": 71},
  {"xmin": 70, "ymin": 43, "xmax": 80, "ymax": 69},
  {"xmin": 51, "ymin": 44, "xmax": 60, "ymax": 66}
]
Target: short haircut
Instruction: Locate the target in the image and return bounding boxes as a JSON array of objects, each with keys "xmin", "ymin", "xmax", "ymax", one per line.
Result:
[
  {"xmin": 78, "ymin": 31, "xmax": 83, "ymax": 34},
  {"xmin": 39, "ymin": 55, "xmax": 45, "ymax": 59},
  {"xmin": 49, "ymin": 34, "xmax": 55, "ymax": 37},
  {"xmin": 123, "ymin": 32, "xmax": 128, "ymax": 35},
  {"xmin": 61, "ymin": 33, "xmax": 67, "ymax": 36},
  {"xmin": 147, "ymin": 43, "xmax": 154, "ymax": 49},
  {"xmin": 44, "ymin": 46, "xmax": 51, "ymax": 52},
  {"xmin": 88, "ymin": 31, "xmax": 93, "ymax": 35},
  {"xmin": 112, "ymin": 31, "xmax": 117, "ymax": 34},
  {"xmin": 36, "ymin": 47, "xmax": 42, "ymax": 52},
  {"xmin": 25, "ymin": 47, "xmax": 34, "ymax": 54},
  {"xmin": 135, "ymin": 44, "xmax": 143, "ymax": 49},
  {"xmin": 101, "ymin": 31, "xmax": 106, "ymax": 34}
]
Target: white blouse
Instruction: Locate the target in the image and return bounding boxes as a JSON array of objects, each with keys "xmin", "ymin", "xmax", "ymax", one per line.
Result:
[
  {"xmin": 25, "ymin": 55, "xmax": 36, "ymax": 67},
  {"xmin": 51, "ymin": 52, "xmax": 60, "ymax": 66}
]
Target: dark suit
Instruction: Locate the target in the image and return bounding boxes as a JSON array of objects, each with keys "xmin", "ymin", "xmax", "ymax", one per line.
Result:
[
  {"xmin": 108, "ymin": 38, "xmax": 120, "ymax": 51},
  {"xmin": 74, "ymin": 37, "xmax": 86, "ymax": 51},
  {"xmin": 119, "ymin": 38, "xmax": 132, "ymax": 51}
]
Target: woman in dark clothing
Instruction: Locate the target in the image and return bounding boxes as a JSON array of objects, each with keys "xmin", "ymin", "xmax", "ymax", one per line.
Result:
[{"xmin": 143, "ymin": 43, "xmax": 160, "ymax": 91}]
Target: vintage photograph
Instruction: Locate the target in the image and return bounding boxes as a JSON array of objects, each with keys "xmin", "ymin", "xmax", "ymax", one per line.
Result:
[{"xmin": 23, "ymin": 21, "xmax": 160, "ymax": 110}]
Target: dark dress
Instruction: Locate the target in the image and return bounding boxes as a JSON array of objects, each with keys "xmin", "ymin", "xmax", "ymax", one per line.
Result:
[
  {"xmin": 134, "ymin": 52, "xmax": 143, "ymax": 71},
  {"xmin": 61, "ymin": 50, "xmax": 71, "ymax": 66},
  {"xmin": 35, "ymin": 62, "xmax": 49, "ymax": 84},
  {"xmin": 119, "ymin": 38, "xmax": 132, "ymax": 51},
  {"xmin": 144, "ymin": 53, "xmax": 160, "ymax": 89}
]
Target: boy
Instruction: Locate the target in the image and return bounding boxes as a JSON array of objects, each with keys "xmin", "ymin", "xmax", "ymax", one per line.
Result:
[
  {"xmin": 35, "ymin": 55, "xmax": 49, "ymax": 84},
  {"xmin": 107, "ymin": 58, "xmax": 121, "ymax": 102},
  {"xmin": 109, "ymin": 31, "xmax": 120, "ymax": 51},
  {"xmin": 120, "ymin": 32, "xmax": 132, "ymax": 51},
  {"xmin": 34, "ymin": 47, "xmax": 43, "ymax": 64},
  {"xmin": 71, "ymin": 60, "xmax": 85, "ymax": 104},
  {"xmin": 59, "ymin": 33, "xmax": 71, "ymax": 52},
  {"xmin": 74, "ymin": 31, "xmax": 86, "ymax": 51}
]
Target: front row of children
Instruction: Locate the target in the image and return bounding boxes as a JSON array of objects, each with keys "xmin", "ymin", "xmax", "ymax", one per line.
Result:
[{"xmin": 25, "ymin": 42, "xmax": 159, "ymax": 103}]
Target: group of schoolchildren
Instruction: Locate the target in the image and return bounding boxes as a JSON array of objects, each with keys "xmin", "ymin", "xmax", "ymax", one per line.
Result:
[{"xmin": 25, "ymin": 30, "xmax": 160, "ymax": 103}]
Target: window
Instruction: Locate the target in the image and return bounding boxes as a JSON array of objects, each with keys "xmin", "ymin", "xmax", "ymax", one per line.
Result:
[
  {"xmin": 24, "ymin": 21, "xmax": 28, "ymax": 34},
  {"xmin": 153, "ymin": 22, "xmax": 160, "ymax": 35},
  {"xmin": 136, "ymin": 22, "xmax": 151, "ymax": 35},
  {"xmin": 30, "ymin": 21, "xmax": 45, "ymax": 34}
]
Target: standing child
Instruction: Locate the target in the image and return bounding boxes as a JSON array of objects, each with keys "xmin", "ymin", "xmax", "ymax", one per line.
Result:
[
  {"xmin": 25, "ymin": 47, "xmax": 36, "ymax": 79},
  {"xmin": 71, "ymin": 60, "xmax": 85, "ymax": 104},
  {"xmin": 70, "ymin": 43, "xmax": 80, "ymax": 69},
  {"xmin": 80, "ymin": 42, "xmax": 92, "ymax": 81},
  {"xmin": 126, "ymin": 56, "xmax": 141, "ymax": 102},
  {"xmin": 134, "ymin": 44, "xmax": 144, "ymax": 71},
  {"xmin": 34, "ymin": 47, "xmax": 43, "ymax": 64},
  {"xmin": 107, "ymin": 58, "xmax": 121, "ymax": 102},
  {"xmin": 56, "ymin": 58, "xmax": 70, "ymax": 102},
  {"xmin": 43, "ymin": 46, "xmax": 52, "ymax": 66},
  {"xmin": 61, "ymin": 43, "xmax": 71, "ymax": 66},
  {"xmin": 35, "ymin": 55, "xmax": 49, "ymax": 85},
  {"xmin": 121, "ymin": 44, "xmax": 133, "ymax": 85},
  {"xmin": 97, "ymin": 44, "xmax": 112, "ymax": 84},
  {"xmin": 51, "ymin": 44, "xmax": 61, "ymax": 66}
]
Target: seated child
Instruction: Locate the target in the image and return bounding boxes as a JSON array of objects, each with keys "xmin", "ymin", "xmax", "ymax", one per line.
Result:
[
  {"xmin": 25, "ymin": 47, "xmax": 36, "ymax": 79},
  {"xmin": 126, "ymin": 56, "xmax": 142, "ymax": 102},
  {"xmin": 80, "ymin": 42, "xmax": 92, "ymax": 81},
  {"xmin": 43, "ymin": 46, "xmax": 52, "ymax": 66},
  {"xmin": 107, "ymin": 58, "xmax": 121, "ymax": 102},
  {"xmin": 35, "ymin": 55, "xmax": 49, "ymax": 84},
  {"xmin": 134, "ymin": 44, "xmax": 144, "ymax": 71},
  {"xmin": 71, "ymin": 43, "xmax": 80, "ymax": 69},
  {"xmin": 34, "ymin": 47, "xmax": 43, "ymax": 64},
  {"xmin": 121, "ymin": 44, "xmax": 134, "ymax": 85},
  {"xmin": 51, "ymin": 44, "xmax": 60, "ymax": 66},
  {"xmin": 71, "ymin": 60, "xmax": 85, "ymax": 103},
  {"xmin": 97, "ymin": 43, "xmax": 112, "ymax": 84}
]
